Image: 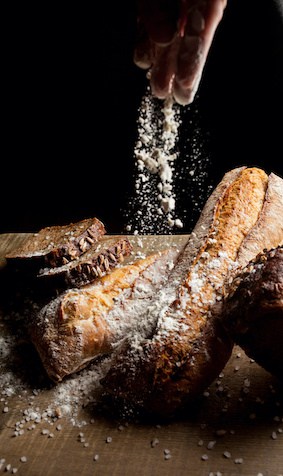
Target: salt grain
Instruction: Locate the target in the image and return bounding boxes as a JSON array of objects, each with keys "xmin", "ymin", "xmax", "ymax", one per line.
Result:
[
  {"xmin": 207, "ymin": 440, "xmax": 216, "ymax": 450},
  {"xmin": 151, "ymin": 438, "xmax": 159, "ymax": 448},
  {"xmin": 164, "ymin": 450, "xmax": 172, "ymax": 460},
  {"xmin": 223, "ymin": 451, "xmax": 231, "ymax": 459}
]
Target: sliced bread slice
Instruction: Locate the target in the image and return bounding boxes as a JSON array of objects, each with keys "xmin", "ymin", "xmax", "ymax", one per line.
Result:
[
  {"xmin": 5, "ymin": 217, "xmax": 106, "ymax": 268},
  {"xmin": 38, "ymin": 236, "xmax": 133, "ymax": 288}
]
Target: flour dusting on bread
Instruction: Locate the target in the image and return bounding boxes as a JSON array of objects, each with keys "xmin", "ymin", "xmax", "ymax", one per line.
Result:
[{"xmin": 102, "ymin": 167, "xmax": 283, "ymax": 417}]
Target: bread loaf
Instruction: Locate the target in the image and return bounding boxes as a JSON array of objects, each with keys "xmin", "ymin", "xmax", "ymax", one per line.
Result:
[
  {"xmin": 4, "ymin": 166, "xmax": 283, "ymax": 420},
  {"xmin": 236, "ymin": 172, "xmax": 283, "ymax": 267},
  {"xmin": 28, "ymin": 248, "xmax": 179, "ymax": 382},
  {"xmin": 221, "ymin": 246, "xmax": 283, "ymax": 380},
  {"xmin": 101, "ymin": 167, "xmax": 283, "ymax": 418},
  {"xmin": 5, "ymin": 217, "xmax": 106, "ymax": 268}
]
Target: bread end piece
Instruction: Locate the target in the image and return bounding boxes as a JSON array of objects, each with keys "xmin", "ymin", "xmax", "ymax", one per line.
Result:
[
  {"xmin": 5, "ymin": 217, "xmax": 106, "ymax": 268},
  {"xmin": 222, "ymin": 246, "xmax": 283, "ymax": 381},
  {"xmin": 29, "ymin": 248, "xmax": 179, "ymax": 382}
]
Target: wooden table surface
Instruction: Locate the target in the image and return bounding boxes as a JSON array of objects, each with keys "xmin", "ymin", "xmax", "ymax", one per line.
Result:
[{"xmin": 0, "ymin": 233, "xmax": 283, "ymax": 476}]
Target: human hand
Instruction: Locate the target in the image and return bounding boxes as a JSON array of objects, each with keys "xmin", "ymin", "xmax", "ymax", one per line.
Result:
[{"xmin": 134, "ymin": 0, "xmax": 227, "ymax": 105}]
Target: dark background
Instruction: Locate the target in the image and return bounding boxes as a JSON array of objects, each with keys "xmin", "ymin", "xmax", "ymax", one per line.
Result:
[{"xmin": 1, "ymin": 0, "xmax": 283, "ymax": 234}]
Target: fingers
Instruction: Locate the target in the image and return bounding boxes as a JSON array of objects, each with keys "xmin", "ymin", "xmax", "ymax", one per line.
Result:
[
  {"xmin": 150, "ymin": 37, "xmax": 181, "ymax": 99},
  {"xmin": 173, "ymin": 0, "xmax": 227, "ymax": 104},
  {"xmin": 134, "ymin": 0, "xmax": 182, "ymax": 98},
  {"xmin": 172, "ymin": 35, "xmax": 204, "ymax": 104},
  {"xmin": 134, "ymin": 22, "xmax": 155, "ymax": 69},
  {"xmin": 134, "ymin": 0, "xmax": 227, "ymax": 105}
]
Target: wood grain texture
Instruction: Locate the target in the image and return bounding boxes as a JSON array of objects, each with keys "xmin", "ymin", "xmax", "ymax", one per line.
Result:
[{"xmin": 1, "ymin": 233, "xmax": 283, "ymax": 476}]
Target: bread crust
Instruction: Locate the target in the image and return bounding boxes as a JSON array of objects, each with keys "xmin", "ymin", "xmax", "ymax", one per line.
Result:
[
  {"xmin": 5, "ymin": 217, "xmax": 106, "ymax": 268},
  {"xmin": 236, "ymin": 173, "xmax": 283, "ymax": 267},
  {"xmin": 222, "ymin": 246, "xmax": 283, "ymax": 380},
  {"xmin": 102, "ymin": 167, "xmax": 283, "ymax": 418},
  {"xmin": 6, "ymin": 167, "xmax": 283, "ymax": 418},
  {"xmin": 29, "ymin": 248, "xmax": 179, "ymax": 382}
]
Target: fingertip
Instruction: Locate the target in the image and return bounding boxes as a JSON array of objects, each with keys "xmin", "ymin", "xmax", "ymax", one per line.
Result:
[
  {"xmin": 172, "ymin": 79, "xmax": 198, "ymax": 106},
  {"xmin": 134, "ymin": 21, "xmax": 154, "ymax": 69},
  {"xmin": 134, "ymin": 48, "xmax": 153, "ymax": 69},
  {"xmin": 150, "ymin": 77, "xmax": 171, "ymax": 100}
]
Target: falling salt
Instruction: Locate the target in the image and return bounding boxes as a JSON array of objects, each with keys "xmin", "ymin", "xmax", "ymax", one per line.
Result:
[{"xmin": 126, "ymin": 90, "xmax": 183, "ymax": 234}]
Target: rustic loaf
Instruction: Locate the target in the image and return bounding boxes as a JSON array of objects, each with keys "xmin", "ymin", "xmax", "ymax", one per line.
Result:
[
  {"xmin": 28, "ymin": 248, "xmax": 179, "ymax": 382},
  {"xmin": 101, "ymin": 167, "xmax": 283, "ymax": 418},
  {"xmin": 221, "ymin": 245, "xmax": 283, "ymax": 380},
  {"xmin": 235, "ymin": 173, "xmax": 283, "ymax": 267},
  {"xmin": 5, "ymin": 216, "xmax": 106, "ymax": 268},
  {"xmin": 38, "ymin": 236, "xmax": 133, "ymax": 288}
]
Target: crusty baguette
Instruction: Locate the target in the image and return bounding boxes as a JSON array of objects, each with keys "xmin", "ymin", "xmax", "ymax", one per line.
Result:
[
  {"xmin": 28, "ymin": 248, "xmax": 179, "ymax": 382},
  {"xmin": 38, "ymin": 236, "xmax": 133, "ymax": 288},
  {"xmin": 236, "ymin": 172, "xmax": 283, "ymax": 267},
  {"xmin": 101, "ymin": 167, "xmax": 283, "ymax": 418},
  {"xmin": 5, "ymin": 217, "xmax": 106, "ymax": 268},
  {"xmin": 221, "ymin": 246, "xmax": 283, "ymax": 380}
]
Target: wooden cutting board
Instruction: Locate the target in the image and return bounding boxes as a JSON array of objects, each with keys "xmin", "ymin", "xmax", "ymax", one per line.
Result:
[{"xmin": 0, "ymin": 233, "xmax": 283, "ymax": 476}]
